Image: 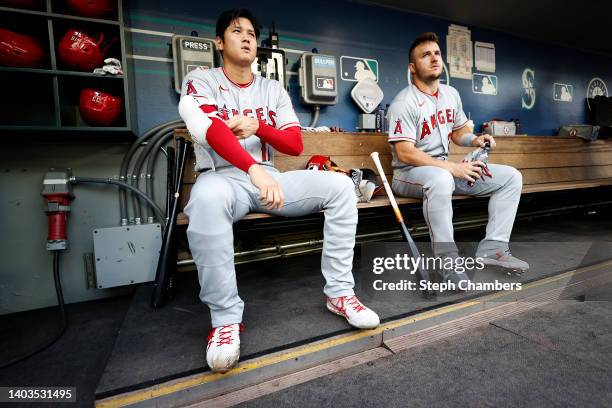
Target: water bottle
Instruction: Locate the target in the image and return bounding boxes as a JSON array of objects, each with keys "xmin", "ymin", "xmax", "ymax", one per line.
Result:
[
  {"xmin": 383, "ymin": 103, "xmax": 390, "ymax": 132},
  {"xmin": 456, "ymin": 142, "xmax": 491, "ymax": 190},
  {"xmin": 375, "ymin": 105, "xmax": 384, "ymax": 132}
]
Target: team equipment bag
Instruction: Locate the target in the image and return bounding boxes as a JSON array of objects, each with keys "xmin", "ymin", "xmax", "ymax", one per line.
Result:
[
  {"xmin": 558, "ymin": 125, "xmax": 600, "ymax": 141},
  {"xmin": 482, "ymin": 120, "xmax": 516, "ymax": 136}
]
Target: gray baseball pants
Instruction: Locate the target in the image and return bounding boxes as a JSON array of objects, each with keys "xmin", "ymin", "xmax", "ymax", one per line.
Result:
[
  {"xmin": 392, "ymin": 164, "xmax": 523, "ymax": 257},
  {"xmin": 184, "ymin": 165, "xmax": 358, "ymax": 327}
]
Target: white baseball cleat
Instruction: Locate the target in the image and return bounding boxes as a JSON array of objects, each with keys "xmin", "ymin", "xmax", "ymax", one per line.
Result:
[
  {"xmin": 327, "ymin": 295, "xmax": 380, "ymax": 329},
  {"xmin": 206, "ymin": 323, "xmax": 243, "ymax": 373}
]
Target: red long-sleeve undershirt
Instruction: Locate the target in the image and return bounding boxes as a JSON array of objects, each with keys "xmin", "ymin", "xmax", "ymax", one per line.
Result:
[
  {"xmin": 256, "ymin": 122, "xmax": 303, "ymax": 156},
  {"xmin": 199, "ymin": 105, "xmax": 302, "ymax": 173}
]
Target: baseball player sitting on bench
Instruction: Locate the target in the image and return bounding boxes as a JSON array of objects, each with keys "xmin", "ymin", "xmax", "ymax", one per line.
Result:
[
  {"xmin": 387, "ymin": 32, "xmax": 529, "ymax": 286},
  {"xmin": 178, "ymin": 8, "xmax": 379, "ymax": 373}
]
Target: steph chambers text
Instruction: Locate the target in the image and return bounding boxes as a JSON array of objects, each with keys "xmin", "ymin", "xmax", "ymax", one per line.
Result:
[{"xmin": 372, "ymin": 280, "xmax": 522, "ymax": 292}]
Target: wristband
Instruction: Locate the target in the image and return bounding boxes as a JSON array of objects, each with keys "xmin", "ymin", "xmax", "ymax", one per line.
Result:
[{"xmin": 460, "ymin": 133, "xmax": 477, "ymax": 147}]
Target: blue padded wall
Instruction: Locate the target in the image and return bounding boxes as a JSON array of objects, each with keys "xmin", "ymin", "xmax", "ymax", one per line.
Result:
[{"xmin": 125, "ymin": 0, "xmax": 612, "ymax": 135}]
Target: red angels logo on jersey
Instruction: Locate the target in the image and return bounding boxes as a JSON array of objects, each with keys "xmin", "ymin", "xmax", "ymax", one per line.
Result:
[
  {"xmin": 186, "ymin": 80, "xmax": 197, "ymax": 95},
  {"xmin": 420, "ymin": 109, "xmax": 455, "ymax": 140},
  {"xmin": 394, "ymin": 119, "xmax": 403, "ymax": 135},
  {"xmin": 218, "ymin": 104, "xmax": 278, "ymax": 127}
]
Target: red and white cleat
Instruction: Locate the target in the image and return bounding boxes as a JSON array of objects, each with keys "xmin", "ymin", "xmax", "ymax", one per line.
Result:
[
  {"xmin": 206, "ymin": 323, "xmax": 243, "ymax": 372},
  {"xmin": 327, "ymin": 295, "xmax": 380, "ymax": 329}
]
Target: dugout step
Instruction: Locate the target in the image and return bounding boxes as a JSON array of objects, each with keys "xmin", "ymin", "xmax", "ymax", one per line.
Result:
[{"xmin": 95, "ymin": 255, "xmax": 612, "ymax": 407}]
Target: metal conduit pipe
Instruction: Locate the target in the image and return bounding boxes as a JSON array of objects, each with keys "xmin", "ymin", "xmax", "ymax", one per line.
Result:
[
  {"xmin": 71, "ymin": 177, "xmax": 167, "ymax": 229},
  {"xmin": 130, "ymin": 131, "xmax": 173, "ymax": 223},
  {"xmin": 128, "ymin": 130, "xmax": 174, "ymax": 223},
  {"xmin": 176, "ymin": 200, "xmax": 611, "ymax": 268},
  {"xmin": 119, "ymin": 119, "xmax": 183, "ymax": 225}
]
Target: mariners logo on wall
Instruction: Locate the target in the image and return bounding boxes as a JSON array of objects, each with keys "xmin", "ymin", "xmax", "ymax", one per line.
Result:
[
  {"xmin": 586, "ymin": 77, "xmax": 608, "ymax": 110},
  {"xmin": 521, "ymin": 68, "xmax": 535, "ymax": 110},
  {"xmin": 587, "ymin": 78, "xmax": 608, "ymax": 98}
]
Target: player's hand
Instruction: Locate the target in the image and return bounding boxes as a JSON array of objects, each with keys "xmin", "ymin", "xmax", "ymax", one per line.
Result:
[
  {"xmin": 451, "ymin": 161, "xmax": 485, "ymax": 183},
  {"xmin": 472, "ymin": 134, "xmax": 496, "ymax": 149},
  {"xmin": 247, "ymin": 164, "xmax": 285, "ymax": 210},
  {"xmin": 226, "ymin": 115, "xmax": 260, "ymax": 139}
]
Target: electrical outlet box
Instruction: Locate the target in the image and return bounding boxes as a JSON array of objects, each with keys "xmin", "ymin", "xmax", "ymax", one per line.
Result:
[{"xmin": 93, "ymin": 224, "xmax": 162, "ymax": 289}]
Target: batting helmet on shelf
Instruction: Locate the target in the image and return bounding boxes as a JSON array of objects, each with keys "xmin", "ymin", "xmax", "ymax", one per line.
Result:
[
  {"xmin": 79, "ymin": 88, "xmax": 123, "ymax": 126},
  {"xmin": 0, "ymin": 28, "xmax": 47, "ymax": 68},
  {"xmin": 58, "ymin": 28, "xmax": 112, "ymax": 72},
  {"xmin": 67, "ymin": 0, "xmax": 116, "ymax": 18}
]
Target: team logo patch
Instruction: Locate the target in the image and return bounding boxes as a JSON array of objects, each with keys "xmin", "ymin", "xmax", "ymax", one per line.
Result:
[
  {"xmin": 394, "ymin": 119, "xmax": 403, "ymax": 135},
  {"xmin": 186, "ymin": 80, "xmax": 197, "ymax": 95}
]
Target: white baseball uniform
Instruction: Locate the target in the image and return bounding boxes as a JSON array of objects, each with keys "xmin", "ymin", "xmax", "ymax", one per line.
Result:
[
  {"xmin": 179, "ymin": 67, "xmax": 358, "ymax": 327},
  {"xmin": 387, "ymin": 83, "xmax": 523, "ymax": 257}
]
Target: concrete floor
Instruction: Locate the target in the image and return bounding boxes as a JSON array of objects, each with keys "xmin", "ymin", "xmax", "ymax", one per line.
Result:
[{"xmin": 242, "ymin": 295, "xmax": 612, "ymax": 408}]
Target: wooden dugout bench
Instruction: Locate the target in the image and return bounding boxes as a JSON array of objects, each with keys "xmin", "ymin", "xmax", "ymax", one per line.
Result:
[{"xmin": 174, "ymin": 130, "xmax": 612, "ymax": 227}]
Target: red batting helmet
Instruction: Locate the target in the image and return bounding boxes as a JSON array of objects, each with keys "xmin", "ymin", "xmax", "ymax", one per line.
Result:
[
  {"xmin": 0, "ymin": 28, "xmax": 47, "ymax": 68},
  {"xmin": 67, "ymin": 0, "xmax": 116, "ymax": 18},
  {"xmin": 58, "ymin": 28, "xmax": 108, "ymax": 72},
  {"xmin": 306, "ymin": 155, "xmax": 335, "ymax": 171},
  {"xmin": 79, "ymin": 88, "xmax": 123, "ymax": 126}
]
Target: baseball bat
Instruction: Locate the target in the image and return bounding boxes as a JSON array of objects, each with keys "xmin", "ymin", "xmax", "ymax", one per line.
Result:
[
  {"xmin": 151, "ymin": 137, "xmax": 191, "ymax": 308},
  {"xmin": 370, "ymin": 152, "xmax": 435, "ymax": 298}
]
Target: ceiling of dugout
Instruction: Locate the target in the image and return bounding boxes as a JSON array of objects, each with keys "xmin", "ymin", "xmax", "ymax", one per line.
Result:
[{"xmin": 356, "ymin": 0, "xmax": 611, "ymax": 56}]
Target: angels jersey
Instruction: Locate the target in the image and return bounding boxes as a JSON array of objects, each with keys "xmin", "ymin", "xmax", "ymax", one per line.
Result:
[
  {"xmin": 387, "ymin": 83, "xmax": 468, "ymax": 170},
  {"xmin": 180, "ymin": 67, "xmax": 300, "ymax": 171}
]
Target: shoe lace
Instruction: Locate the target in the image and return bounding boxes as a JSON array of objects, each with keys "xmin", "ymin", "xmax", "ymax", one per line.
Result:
[
  {"xmin": 344, "ymin": 296, "xmax": 366, "ymax": 313},
  {"xmin": 208, "ymin": 323, "xmax": 242, "ymax": 346}
]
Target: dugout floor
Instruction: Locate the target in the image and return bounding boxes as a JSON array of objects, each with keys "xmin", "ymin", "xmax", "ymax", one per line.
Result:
[{"xmin": 0, "ymin": 211, "xmax": 611, "ymax": 406}]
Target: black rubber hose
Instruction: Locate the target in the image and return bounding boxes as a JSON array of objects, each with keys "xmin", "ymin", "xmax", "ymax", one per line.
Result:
[
  {"xmin": 119, "ymin": 119, "xmax": 182, "ymax": 223},
  {"xmin": 0, "ymin": 252, "xmax": 68, "ymax": 370},
  {"xmin": 130, "ymin": 131, "xmax": 173, "ymax": 223},
  {"xmin": 72, "ymin": 177, "xmax": 166, "ymax": 229}
]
